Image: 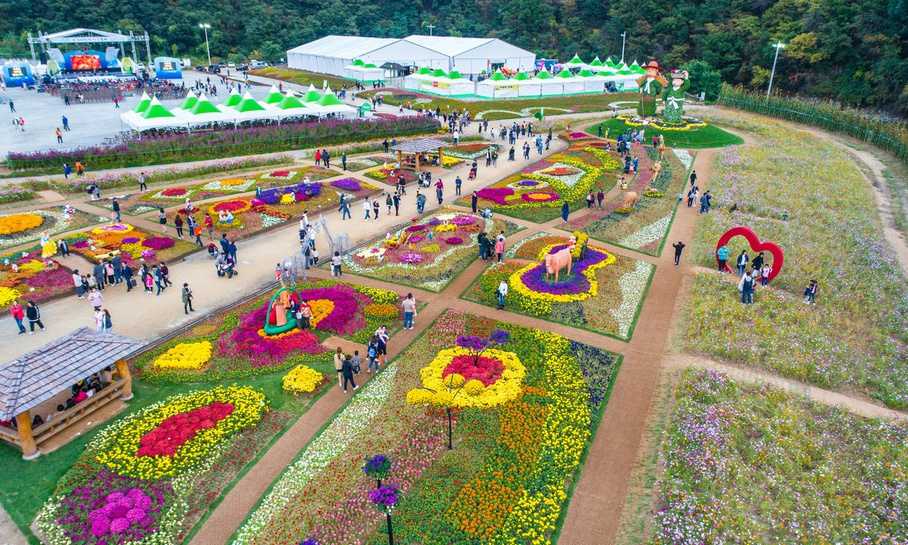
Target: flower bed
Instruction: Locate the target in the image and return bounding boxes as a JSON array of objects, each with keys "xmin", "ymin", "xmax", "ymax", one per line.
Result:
[
  {"xmin": 685, "ymin": 113, "xmax": 908, "ymax": 409},
  {"xmin": 445, "ymin": 142, "xmax": 497, "ymax": 160},
  {"xmin": 283, "ymin": 365, "xmax": 325, "ymax": 395},
  {"xmin": 62, "ymin": 223, "xmax": 196, "ymax": 265},
  {"xmin": 568, "ymin": 146, "xmax": 689, "ymax": 256},
  {"xmin": 0, "ymin": 207, "xmax": 104, "ymax": 248},
  {"xmin": 0, "ymin": 252, "xmax": 75, "ymax": 310},
  {"xmin": 135, "ymin": 280, "xmax": 402, "ymax": 381},
  {"xmin": 36, "ymin": 386, "xmax": 268, "ymax": 545},
  {"xmin": 455, "ymin": 143, "xmax": 622, "ymax": 223},
  {"xmin": 362, "ymin": 165, "xmax": 418, "ymax": 185},
  {"xmin": 339, "ymin": 208, "xmax": 520, "ymax": 291},
  {"xmin": 641, "ymin": 369, "xmax": 908, "ymax": 544},
  {"xmin": 463, "ymin": 233, "xmax": 653, "ymax": 340},
  {"xmin": 232, "ymin": 311, "xmax": 620, "ymax": 545}
]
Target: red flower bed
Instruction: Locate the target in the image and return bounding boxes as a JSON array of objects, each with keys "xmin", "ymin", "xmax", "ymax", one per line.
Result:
[
  {"xmin": 443, "ymin": 355, "xmax": 504, "ymax": 386},
  {"xmin": 270, "ymin": 170, "xmax": 291, "ymax": 177},
  {"xmin": 161, "ymin": 187, "xmax": 188, "ymax": 197},
  {"xmin": 136, "ymin": 402, "xmax": 235, "ymax": 457}
]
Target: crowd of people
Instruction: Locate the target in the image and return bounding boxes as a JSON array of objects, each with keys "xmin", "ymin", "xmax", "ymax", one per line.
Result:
[{"xmin": 46, "ymin": 77, "xmax": 187, "ymax": 105}]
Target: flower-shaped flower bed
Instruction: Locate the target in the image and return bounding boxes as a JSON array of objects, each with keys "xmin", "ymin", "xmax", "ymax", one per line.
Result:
[
  {"xmin": 208, "ymin": 199, "xmax": 252, "ymax": 216},
  {"xmin": 521, "ymin": 191, "xmax": 560, "ymax": 203},
  {"xmin": 506, "ymin": 179, "xmax": 550, "ymax": 190},
  {"xmin": 94, "ymin": 386, "xmax": 267, "ymax": 479},
  {"xmin": 92, "ymin": 223, "xmax": 135, "ymax": 236},
  {"xmin": 341, "ymin": 209, "xmax": 519, "ymax": 291},
  {"xmin": 64, "ymin": 224, "xmax": 193, "ymax": 265}
]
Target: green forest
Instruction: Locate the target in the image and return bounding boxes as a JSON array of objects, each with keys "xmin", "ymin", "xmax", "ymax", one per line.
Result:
[{"xmin": 0, "ymin": 0, "xmax": 906, "ymax": 114}]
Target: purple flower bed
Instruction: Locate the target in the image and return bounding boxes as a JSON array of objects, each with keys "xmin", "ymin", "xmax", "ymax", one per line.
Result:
[
  {"xmin": 296, "ymin": 284, "xmax": 367, "ymax": 335},
  {"xmin": 25, "ymin": 267, "xmax": 72, "ymax": 289},
  {"xmin": 259, "ymin": 182, "xmax": 322, "ymax": 205},
  {"xmin": 451, "ymin": 214, "xmax": 477, "ymax": 225},
  {"xmin": 330, "ymin": 178, "xmax": 362, "ymax": 192},
  {"xmin": 397, "ymin": 252, "xmax": 424, "ymax": 264},
  {"xmin": 520, "ymin": 247, "xmax": 608, "ymax": 296},
  {"xmin": 518, "ymin": 179, "xmax": 541, "ymax": 187},
  {"xmin": 445, "ymin": 236, "xmax": 464, "ymax": 245},
  {"xmin": 141, "ymin": 237, "xmax": 175, "ymax": 250},
  {"xmin": 54, "ymin": 469, "xmax": 171, "ymax": 545},
  {"xmin": 405, "ymin": 225, "xmax": 427, "ymax": 233},
  {"xmin": 122, "ymin": 237, "xmax": 140, "ymax": 244},
  {"xmin": 476, "ymin": 187, "xmax": 514, "ymax": 205}
]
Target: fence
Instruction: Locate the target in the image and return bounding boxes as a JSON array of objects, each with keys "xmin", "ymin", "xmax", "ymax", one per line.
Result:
[{"xmin": 717, "ymin": 85, "xmax": 908, "ymax": 164}]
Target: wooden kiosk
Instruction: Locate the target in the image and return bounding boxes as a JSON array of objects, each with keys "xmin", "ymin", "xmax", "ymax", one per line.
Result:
[
  {"xmin": 392, "ymin": 138, "xmax": 448, "ymax": 171},
  {"xmin": 0, "ymin": 328, "xmax": 144, "ymax": 460}
]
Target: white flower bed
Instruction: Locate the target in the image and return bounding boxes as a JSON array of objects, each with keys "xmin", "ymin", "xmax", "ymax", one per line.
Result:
[
  {"xmin": 610, "ymin": 260, "xmax": 652, "ymax": 338},
  {"xmin": 618, "ymin": 214, "xmax": 672, "ymax": 250},
  {"xmin": 672, "ymin": 149, "xmax": 695, "ymax": 171},
  {"xmin": 232, "ymin": 364, "xmax": 398, "ymax": 545}
]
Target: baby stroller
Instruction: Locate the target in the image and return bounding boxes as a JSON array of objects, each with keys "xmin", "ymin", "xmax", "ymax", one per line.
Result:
[
  {"xmin": 216, "ymin": 255, "xmax": 237, "ymax": 278},
  {"xmin": 207, "ymin": 243, "xmax": 219, "ymax": 259}
]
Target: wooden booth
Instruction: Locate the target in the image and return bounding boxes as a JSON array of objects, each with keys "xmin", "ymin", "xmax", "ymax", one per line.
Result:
[
  {"xmin": 0, "ymin": 328, "xmax": 144, "ymax": 460},
  {"xmin": 392, "ymin": 138, "xmax": 448, "ymax": 171}
]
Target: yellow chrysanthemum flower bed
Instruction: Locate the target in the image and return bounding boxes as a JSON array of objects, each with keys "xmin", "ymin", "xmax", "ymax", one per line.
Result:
[
  {"xmin": 282, "ymin": 365, "xmax": 325, "ymax": 394},
  {"xmin": 93, "ymin": 385, "xmax": 267, "ymax": 480},
  {"xmin": 406, "ymin": 347, "xmax": 525, "ymax": 409},
  {"xmin": 17, "ymin": 259, "xmax": 46, "ymax": 274},
  {"xmin": 0, "ymin": 286, "xmax": 20, "ymax": 308},
  {"xmin": 152, "ymin": 341, "xmax": 213, "ymax": 371},
  {"xmin": 0, "ymin": 213, "xmax": 43, "ymax": 235}
]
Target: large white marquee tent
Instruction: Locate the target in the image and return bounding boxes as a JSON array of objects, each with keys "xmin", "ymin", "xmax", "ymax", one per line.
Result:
[{"xmin": 288, "ymin": 34, "xmax": 536, "ymax": 78}]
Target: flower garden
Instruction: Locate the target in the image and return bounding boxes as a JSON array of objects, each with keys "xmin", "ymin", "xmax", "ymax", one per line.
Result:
[
  {"xmin": 463, "ymin": 232, "xmax": 653, "ymax": 340},
  {"xmin": 58, "ymin": 223, "xmax": 197, "ymax": 265},
  {"xmin": 231, "ymin": 310, "xmax": 621, "ymax": 545},
  {"xmin": 339, "ymin": 208, "xmax": 520, "ymax": 291},
  {"xmin": 445, "ymin": 142, "xmax": 498, "ymax": 161},
  {"xmin": 136, "ymin": 280, "xmax": 405, "ymax": 382},
  {"xmin": 0, "ymin": 207, "xmax": 105, "ymax": 249},
  {"xmin": 362, "ymin": 165, "xmax": 418, "ymax": 185},
  {"xmin": 455, "ymin": 143, "xmax": 623, "ymax": 223},
  {"xmin": 636, "ymin": 369, "xmax": 908, "ymax": 544},
  {"xmin": 565, "ymin": 147, "xmax": 689, "ymax": 256},
  {"xmin": 683, "ymin": 113, "xmax": 908, "ymax": 409},
  {"xmin": 0, "ymin": 252, "xmax": 74, "ymax": 310}
]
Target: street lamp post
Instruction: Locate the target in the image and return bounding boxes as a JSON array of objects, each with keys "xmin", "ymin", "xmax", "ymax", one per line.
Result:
[
  {"xmin": 199, "ymin": 23, "xmax": 212, "ymax": 68},
  {"xmin": 620, "ymin": 32, "xmax": 627, "ymax": 64},
  {"xmin": 766, "ymin": 41, "xmax": 785, "ymax": 98}
]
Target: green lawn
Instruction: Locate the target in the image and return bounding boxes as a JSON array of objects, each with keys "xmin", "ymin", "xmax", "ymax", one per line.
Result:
[
  {"xmin": 250, "ymin": 67, "xmax": 351, "ymax": 90},
  {"xmin": 589, "ymin": 118, "xmax": 743, "ymax": 149},
  {"xmin": 361, "ymin": 90, "xmax": 639, "ymax": 120}
]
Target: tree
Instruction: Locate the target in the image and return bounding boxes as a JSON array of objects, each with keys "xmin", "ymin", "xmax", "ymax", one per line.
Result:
[{"xmin": 682, "ymin": 59, "xmax": 724, "ymax": 101}]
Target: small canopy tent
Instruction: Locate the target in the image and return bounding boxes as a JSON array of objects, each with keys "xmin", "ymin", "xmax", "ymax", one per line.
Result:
[
  {"xmin": 514, "ymin": 71, "xmax": 541, "ymax": 97},
  {"xmin": 534, "ymin": 69, "xmax": 563, "ymax": 96},
  {"xmin": 224, "ymin": 88, "xmax": 242, "ymax": 108},
  {"xmin": 234, "ymin": 92, "xmax": 266, "ymax": 113},
  {"xmin": 403, "ymin": 67, "xmax": 474, "ymax": 96},
  {"xmin": 344, "ymin": 59, "xmax": 384, "ymax": 83},
  {"xmin": 303, "ymin": 84, "xmax": 323, "ymax": 103},
  {"xmin": 0, "ymin": 328, "xmax": 141, "ymax": 459},
  {"xmin": 180, "ymin": 90, "xmax": 198, "ymax": 110},
  {"xmin": 556, "ymin": 68, "xmax": 585, "ymax": 94},
  {"xmin": 566, "ymin": 54, "xmax": 584, "ymax": 68},
  {"xmin": 143, "ymin": 97, "xmax": 175, "ymax": 119},
  {"xmin": 264, "ymin": 85, "xmax": 284, "ymax": 105},
  {"xmin": 475, "ymin": 69, "xmax": 518, "ymax": 98},
  {"xmin": 278, "ymin": 92, "xmax": 307, "ymax": 110},
  {"xmin": 153, "ymin": 56, "xmax": 182, "ymax": 79},
  {"xmin": 133, "ymin": 91, "xmax": 151, "ymax": 113},
  {"xmin": 190, "ymin": 93, "xmax": 222, "ymax": 115},
  {"xmin": 577, "ymin": 68, "xmax": 607, "ymax": 93},
  {"xmin": 314, "ymin": 87, "xmax": 357, "ymax": 116}
]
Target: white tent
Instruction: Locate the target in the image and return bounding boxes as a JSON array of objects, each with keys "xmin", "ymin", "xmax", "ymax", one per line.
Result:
[
  {"xmin": 554, "ymin": 69, "xmax": 585, "ymax": 94},
  {"xmin": 344, "ymin": 60, "xmax": 384, "ymax": 83},
  {"xmin": 287, "ymin": 35, "xmax": 398, "ymax": 77},
  {"xmin": 576, "ymin": 69, "xmax": 608, "ymax": 93},
  {"xmin": 475, "ymin": 71, "xmax": 519, "ymax": 98},
  {"xmin": 403, "ymin": 67, "xmax": 475, "ymax": 96},
  {"xmin": 402, "ymin": 35, "xmax": 535, "ymax": 75},
  {"xmin": 514, "ymin": 72, "xmax": 541, "ymax": 97},
  {"xmin": 534, "ymin": 71, "xmax": 563, "ymax": 96}
]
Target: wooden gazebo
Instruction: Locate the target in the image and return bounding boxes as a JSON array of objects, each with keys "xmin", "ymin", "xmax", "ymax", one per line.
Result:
[
  {"xmin": 0, "ymin": 328, "xmax": 143, "ymax": 460},
  {"xmin": 392, "ymin": 138, "xmax": 448, "ymax": 171}
]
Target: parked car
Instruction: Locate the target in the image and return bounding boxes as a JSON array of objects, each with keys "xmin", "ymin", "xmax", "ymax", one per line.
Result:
[{"xmin": 249, "ymin": 60, "xmax": 269, "ymax": 69}]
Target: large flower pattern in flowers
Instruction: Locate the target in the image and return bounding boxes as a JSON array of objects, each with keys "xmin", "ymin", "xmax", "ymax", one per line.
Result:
[
  {"xmin": 407, "ymin": 347, "xmax": 526, "ymax": 409},
  {"xmin": 208, "ymin": 199, "xmax": 252, "ymax": 217},
  {"xmin": 509, "ymin": 243, "xmax": 615, "ymax": 304}
]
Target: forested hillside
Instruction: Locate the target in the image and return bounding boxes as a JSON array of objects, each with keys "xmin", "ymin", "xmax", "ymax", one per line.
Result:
[{"xmin": 1, "ymin": 0, "xmax": 906, "ymax": 113}]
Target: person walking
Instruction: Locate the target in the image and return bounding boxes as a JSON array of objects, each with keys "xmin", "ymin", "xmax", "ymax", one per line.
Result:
[
  {"xmin": 496, "ymin": 279, "xmax": 508, "ymax": 309},
  {"xmin": 596, "ymin": 188, "xmax": 605, "ymax": 208},
  {"xmin": 736, "ymin": 250, "xmax": 749, "ymax": 276},
  {"xmin": 672, "ymin": 241, "xmax": 685, "ymax": 266},
  {"xmin": 363, "ymin": 198, "xmax": 371, "ymax": 220},
  {"xmin": 455, "ymin": 176, "xmax": 462, "ymax": 196},
  {"xmin": 339, "ymin": 194, "xmax": 351, "ymax": 219},
  {"xmin": 138, "ymin": 171, "xmax": 148, "ymax": 191},
  {"xmin": 94, "ymin": 308, "xmax": 106, "ymax": 332},
  {"xmin": 314, "ymin": 148, "xmax": 322, "ymax": 166},
  {"xmin": 8, "ymin": 99, "xmax": 14, "ymax": 113},
  {"xmin": 401, "ymin": 293, "xmax": 416, "ymax": 329},
  {"xmin": 716, "ymin": 245, "xmax": 730, "ymax": 272},
  {"xmin": 112, "ymin": 198, "xmax": 121, "ymax": 222},
  {"xmin": 331, "ymin": 251, "xmax": 342, "ymax": 277},
  {"xmin": 154, "ymin": 266, "xmax": 165, "ymax": 296},
  {"xmin": 392, "ymin": 192, "xmax": 400, "ymax": 216},
  {"xmin": 158, "ymin": 207, "xmax": 167, "ymax": 233},
  {"xmin": 803, "ymin": 280, "xmax": 818, "ymax": 304},
  {"xmin": 471, "ymin": 191, "xmax": 479, "ymax": 214},
  {"xmin": 341, "ymin": 354, "xmax": 358, "ymax": 392},
  {"xmin": 372, "ymin": 199, "xmax": 380, "ymax": 221},
  {"xmin": 56, "ymin": 127, "xmax": 64, "ymax": 144},
  {"xmin": 738, "ymin": 270, "xmax": 755, "ymax": 304},
  {"xmin": 689, "ymin": 169, "xmax": 697, "ymax": 187},
  {"xmin": 333, "ymin": 347, "xmax": 345, "ymax": 388},
  {"xmin": 561, "ymin": 200, "xmax": 570, "ymax": 222},
  {"xmin": 88, "ymin": 287, "xmax": 103, "ymax": 311},
  {"xmin": 205, "ymin": 214, "xmax": 214, "ymax": 239},
  {"xmin": 62, "ymin": 115, "xmax": 70, "ymax": 131},
  {"xmin": 495, "ymin": 234, "xmax": 506, "ymax": 263},
  {"xmin": 375, "ymin": 325, "xmax": 389, "ymax": 365},
  {"xmin": 173, "ymin": 214, "xmax": 184, "ymax": 239},
  {"xmin": 63, "ymin": 162, "xmax": 72, "ymax": 179},
  {"xmin": 341, "ymin": 151, "xmax": 347, "ymax": 170},
  {"xmin": 25, "ymin": 301, "xmax": 45, "ymax": 334},
  {"xmin": 435, "ymin": 179, "xmax": 444, "ymax": 205},
  {"xmin": 182, "ymin": 283, "xmax": 194, "ymax": 314},
  {"xmin": 73, "ymin": 270, "xmax": 86, "ymax": 298},
  {"xmin": 10, "ymin": 300, "xmax": 26, "ymax": 335},
  {"xmin": 385, "ymin": 193, "xmax": 393, "ymax": 215}
]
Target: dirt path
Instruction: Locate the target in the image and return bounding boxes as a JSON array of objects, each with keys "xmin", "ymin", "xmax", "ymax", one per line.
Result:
[
  {"xmin": 666, "ymin": 353, "xmax": 908, "ymax": 422},
  {"xmin": 557, "ymin": 148, "xmax": 717, "ymax": 544}
]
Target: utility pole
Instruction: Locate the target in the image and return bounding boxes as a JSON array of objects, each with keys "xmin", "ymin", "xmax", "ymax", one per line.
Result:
[
  {"xmin": 199, "ymin": 23, "xmax": 212, "ymax": 67},
  {"xmin": 620, "ymin": 32, "xmax": 627, "ymax": 64},
  {"xmin": 767, "ymin": 41, "xmax": 785, "ymax": 98}
]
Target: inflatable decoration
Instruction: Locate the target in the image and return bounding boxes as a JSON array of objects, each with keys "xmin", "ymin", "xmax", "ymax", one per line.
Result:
[
  {"xmin": 263, "ymin": 288, "xmax": 300, "ymax": 335},
  {"xmin": 715, "ymin": 226, "xmax": 784, "ymax": 282}
]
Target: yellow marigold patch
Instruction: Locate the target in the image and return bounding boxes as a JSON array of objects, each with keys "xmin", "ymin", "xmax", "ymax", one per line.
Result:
[
  {"xmin": 152, "ymin": 341, "xmax": 213, "ymax": 371},
  {"xmin": 282, "ymin": 365, "xmax": 324, "ymax": 394}
]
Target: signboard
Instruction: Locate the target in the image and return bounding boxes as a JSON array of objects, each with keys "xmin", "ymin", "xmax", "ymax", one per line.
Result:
[
  {"xmin": 160, "ymin": 61, "xmax": 175, "ymax": 71},
  {"xmin": 8, "ymin": 66, "xmax": 24, "ymax": 77}
]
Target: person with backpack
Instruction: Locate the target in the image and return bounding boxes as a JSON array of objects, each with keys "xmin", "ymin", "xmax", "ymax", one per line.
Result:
[
  {"xmin": 25, "ymin": 301, "xmax": 45, "ymax": 334},
  {"xmin": 672, "ymin": 241, "xmax": 686, "ymax": 266},
  {"xmin": 375, "ymin": 325, "xmax": 389, "ymax": 364},
  {"xmin": 367, "ymin": 337, "xmax": 380, "ymax": 373},
  {"xmin": 351, "ymin": 350, "xmax": 362, "ymax": 374},
  {"xmin": 738, "ymin": 270, "xmax": 755, "ymax": 304},
  {"xmin": 716, "ymin": 245, "xmax": 730, "ymax": 272}
]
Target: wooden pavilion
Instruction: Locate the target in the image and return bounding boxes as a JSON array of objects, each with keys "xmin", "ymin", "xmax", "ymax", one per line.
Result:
[
  {"xmin": 392, "ymin": 138, "xmax": 448, "ymax": 171},
  {"xmin": 0, "ymin": 328, "xmax": 144, "ymax": 460}
]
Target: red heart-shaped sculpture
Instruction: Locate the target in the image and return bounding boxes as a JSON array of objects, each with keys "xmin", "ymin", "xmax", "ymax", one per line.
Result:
[{"xmin": 715, "ymin": 226, "xmax": 784, "ymax": 282}]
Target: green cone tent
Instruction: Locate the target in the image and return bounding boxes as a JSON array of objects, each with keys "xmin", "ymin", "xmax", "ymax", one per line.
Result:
[
  {"xmin": 617, "ymin": 63, "xmax": 634, "ymax": 76},
  {"xmin": 133, "ymin": 92, "xmax": 151, "ymax": 113},
  {"xmin": 630, "ymin": 60, "xmax": 644, "ymax": 73},
  {"xmin": 235, "ymin": 92, "xmax": 265, "ymax": 112},
  {"xmin": 514, "ymin": 72, "xmax": 529, "ymax": 81},
  {"xmin": 352, "ymin": 59, "xmax": 365, "ymax": 66},
  {"xmin": 417, "ymin": 67, "xmax": 432, "ymax": 75},
  {"xmin": 567, "ymin": 54, "xmax": 584, "ymax": 65},
  {"xmin": 180, "ymin": 90, "xmax": 198, "ymax": 110},
  {"xmin": 589, "ymin": 56, "xmax": 603, "ymax": 67},
  {"xmin": 535, "ymin": 70, "xmax": 552, "ymax": 80},
  {"xmin": 277, "ymin": 92, "xmax": 306, "ymax": 110},
  {"xmin": 304, "ymin": 84, "xmax": 322, "ymax": 103},
  {"xmin": 142, "ymin": 97, "xmax": 174, "ymax": 119},
  {"xmin": 578, "ymin": 68, "xmax": 595, "ymax": 77},
  {"xmin": 190, "ymin": 93, "xmax": 221, "ymax": 114},
  {"xmin": 432, "ymin": 68, "xmax": 447, "ymax": 78},
  {"xmin": 224, "ymin": 89, "xmax": 242, "ymax": 108},
  {"xmin": 556, "ymin": 68, "xmax": 574, "ymax": 78},
  {"xmin": 317, "ymin": 87, "xmax": 344, "ymax": 107},
  {"xmin": 490, "ymin": 69, "xmax": 507, "ymax": 81},
  {"xmin": 363, "ymin": 63, "xmax": 377, "ymax": 68},
  {"xmin": 447, "ymin": 70, "xmax": 462, "ymax": 79},
  {"xmin": 605, "ymin": 57, "xmax": 618, "ymax": 68},
  {"xmin": 264, "ymin": 85, "xmax": 284, "ymax": 104}
]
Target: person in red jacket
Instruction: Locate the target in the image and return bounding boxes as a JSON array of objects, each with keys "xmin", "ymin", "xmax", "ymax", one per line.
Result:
[{"xmin": 9, "ymin": 301, "xmax": 25, "ymax": 335}]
